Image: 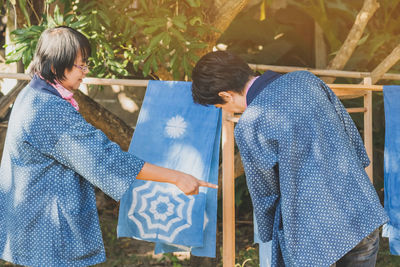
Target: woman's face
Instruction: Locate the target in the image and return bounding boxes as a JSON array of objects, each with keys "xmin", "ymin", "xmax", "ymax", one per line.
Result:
[{"xmin": 59, "ymin": 52, "xmax": 89, "ymax": 90}]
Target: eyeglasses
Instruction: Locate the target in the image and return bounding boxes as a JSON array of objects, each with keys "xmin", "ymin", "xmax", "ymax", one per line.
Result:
[{"xmin": 74, "ymin": 64, "xmax": 89, "ymax": 72}]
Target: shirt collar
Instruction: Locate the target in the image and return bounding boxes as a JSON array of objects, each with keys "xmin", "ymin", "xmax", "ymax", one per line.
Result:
[
  {"xmin": 246, "ymin": 70, "xmax": 282, "ymax": 106},
  {"xmin": 29, "ymin": 75, "xmax": 62, "ymax": 98},
  {"xmin": 31, "ymin": 74, "xmax": 79, "ymax": 111}
]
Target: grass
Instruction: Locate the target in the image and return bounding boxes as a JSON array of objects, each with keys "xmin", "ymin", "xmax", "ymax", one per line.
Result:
[{"xmin": 1, "ymin": 192, "xmax": 400, "ymax": 266}]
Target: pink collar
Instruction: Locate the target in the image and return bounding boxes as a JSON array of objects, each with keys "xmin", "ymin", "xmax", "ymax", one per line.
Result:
[
  {"xmin": 244, "ymin": 76, "xmax": 258, "ymax": 108},
  {"xmin": 39, "ymin": 74, "xmax": 79, "ymax": 111}
]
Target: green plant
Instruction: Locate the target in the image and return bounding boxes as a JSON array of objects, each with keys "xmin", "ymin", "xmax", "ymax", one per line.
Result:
[
  {"xmin": 344, "ymin": 0, "xmax": 400, "ymax": 72},
  {"xmin": 5, "ymin": 0, "xmax": 215, "ymax": 79},
  {"xmin": 235, "ymin": 175, "xmax": 250, "ymax": 208},
  {"xmin": 160, "ymin": 253, "xmax": 186, "ymax": 267},
  {"xmin": 236, "ymin": 245, "xmax": 259, "ymax": 267},
  {"xmin": 235, "ymin": 258, "xmax": 252, "ymax": 267}
]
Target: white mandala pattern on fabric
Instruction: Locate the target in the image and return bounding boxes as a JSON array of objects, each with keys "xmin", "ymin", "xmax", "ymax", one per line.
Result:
[
  {"xmin": 128, "ymin": 183, "xmax": 195, "ymax": 243},
  {"xmin": 149, "ymin": 196, "xmax": 174, "ymax": 221},
  {"xmin": 165, "ymin": 115, "xmax": 187, "ymax": 139}
]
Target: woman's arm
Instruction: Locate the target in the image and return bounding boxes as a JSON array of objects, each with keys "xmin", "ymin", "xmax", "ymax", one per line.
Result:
[{"xmin": 137, "ymin": 162, "xmax": 217, "ymax": 195}]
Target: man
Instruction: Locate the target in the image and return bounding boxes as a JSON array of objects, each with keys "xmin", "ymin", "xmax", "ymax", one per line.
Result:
[{"xmin": 191, "ymin": 51, "xmax": 388, "ymax": 267}]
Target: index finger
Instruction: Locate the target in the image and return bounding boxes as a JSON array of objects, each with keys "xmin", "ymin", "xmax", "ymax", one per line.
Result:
[{"xmin": 198, "ymin": 180, "xmax": 218, "ymax": 189}]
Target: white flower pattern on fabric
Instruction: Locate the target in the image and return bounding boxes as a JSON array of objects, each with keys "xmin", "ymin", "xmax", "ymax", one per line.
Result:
[
  {"xmin": 149, "ymin": 196, "xmax": 175, "ymax": 221},
  {"xmin": 165, "ymin": 115, "xmax": 187, "ymax": 138},
  {"xmin": 128, "ymin": 183, "xmax": 195, "ymax": 243}
]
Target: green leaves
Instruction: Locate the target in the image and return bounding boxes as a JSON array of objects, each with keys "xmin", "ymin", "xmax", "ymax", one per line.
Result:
[
  {"xmin": 185, "ymin": 0, "xmax": 201, "ymax": 8},
  {"xmin": 5, "ymin": 24, "xmax": 44, "ymax": 68},
  {"xmin": 5, "ymin": 0, "xmax": 214, "ymax": 80}
]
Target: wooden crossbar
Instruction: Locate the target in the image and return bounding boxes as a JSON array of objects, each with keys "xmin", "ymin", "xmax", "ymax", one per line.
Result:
[{"xmin": 0, "ymin": 73, "xmax": 150, "ymax": 87}]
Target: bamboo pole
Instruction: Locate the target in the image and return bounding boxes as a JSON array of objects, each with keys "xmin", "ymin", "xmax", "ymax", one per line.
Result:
[
  {"xmin": 226, "ymin": 106, "xmax": 367, "ymax": 123},
  {"xmin": 328, "ymin": 84, "xmax": 382, "ymax": 91},
  {"xmin": 363, "ymin": 77, "xmax": 374, "ymax": 182},
  {"xmin": 222, "ymin": 110, "xmax": 235, "ymax": 267},
  {"xmin": 0, "ymin": 72, "xmax": 30, "ymax": 80},
  {"xmin": 82, "ymin": 77, "xmax": 148, "ymax": 87},
  {"xmin": 346, "ymin": 107, "xmax": 367, "ymax": 113},
  {"xmin": 1, "ymin": 70, "xmax": 400, "ymax": 84},
  {"xmin": 247, "ymin": 65, "xmax": 400, "ymax": 80},
  {"xmin": 0, "ymin": 73, "xmax": 149, "ymax": 87}
]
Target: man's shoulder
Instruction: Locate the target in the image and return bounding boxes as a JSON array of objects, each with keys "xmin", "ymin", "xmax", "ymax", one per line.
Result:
[{"xmin": 279, "ymin": 70, "xmax": 320, "ymax": 82}]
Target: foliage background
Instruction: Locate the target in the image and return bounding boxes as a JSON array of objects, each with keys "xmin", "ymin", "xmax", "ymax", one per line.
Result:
[{"xmin": 4, "ymin": 0, "xmax": 213, "ymax": 80}]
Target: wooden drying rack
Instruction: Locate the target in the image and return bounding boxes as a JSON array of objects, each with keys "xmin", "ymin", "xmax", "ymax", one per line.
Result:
[{"xmin": 0, "ymin": 70, "xmax": 392, "ymax": 267}]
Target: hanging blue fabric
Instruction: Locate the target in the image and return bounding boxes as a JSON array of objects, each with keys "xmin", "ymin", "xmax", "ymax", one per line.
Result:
[
  {"xmin": 383, "ymin": 85, "xmax": 400, "ymax": 255},
  {"xmin": 254, "ymin": 213, "xmax": 272, "ymax": 267},
  {"xmin": 117, "ymin": 80, "xmax": 221, "ymax": 257}
]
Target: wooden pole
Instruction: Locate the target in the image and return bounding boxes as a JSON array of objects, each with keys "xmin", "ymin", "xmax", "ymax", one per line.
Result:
[
  {"xmin": 363, "ymin": 77, "xmax": 373, "ymax": 182},
  {"xmin": 222, "ymin": 110, "xmax": 235, "ymax": 267},
  {"xmin": 247, "ymin": 65, "xmax": 400, "ymax": 80},
  {"xmin": 2, "ymin": 70, "xmax": 400, "ymax": 83}
]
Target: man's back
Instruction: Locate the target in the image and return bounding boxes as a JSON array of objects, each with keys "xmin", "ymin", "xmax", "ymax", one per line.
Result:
[{"xmin": 234, "ymin": 71, "xmax": 388, "ymax": 267}]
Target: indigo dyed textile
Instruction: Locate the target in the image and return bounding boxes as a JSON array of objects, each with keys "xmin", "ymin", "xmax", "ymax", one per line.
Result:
[
  {"xmin": 235, "ymin": 71, "xmax": 388, "ymax": 267},
  {"xmin": 118, "ymin": 80, "xmax": 221, "ymax": 257},
  {"xmin": 383, "ymin": 85, "xmax": 400, "ymax": 255},
  {"xmin": 254, "ymin": 213, "xmax": 272, "ymax": 267},
  {"xmin": 248, "ymin": 71, "xmax": 279, "ymax": 267},
  {"xmin": 0, "ymin": 76, "xmax": 145, "ymax": 266}
]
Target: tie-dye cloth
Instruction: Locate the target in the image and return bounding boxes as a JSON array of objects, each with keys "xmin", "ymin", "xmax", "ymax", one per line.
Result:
[
  {"xmin": 117, "ymin": 80, "xmax": 221, "ymax": 257},
  {"xmin": 382, "ymin": 85, "xmax": 400, "ymax": 255}
]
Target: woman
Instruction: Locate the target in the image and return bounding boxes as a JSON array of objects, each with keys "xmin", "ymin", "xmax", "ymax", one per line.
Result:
[{"xmin": 0, "ymin": 26, "xmax": 216, "ymax": 266}]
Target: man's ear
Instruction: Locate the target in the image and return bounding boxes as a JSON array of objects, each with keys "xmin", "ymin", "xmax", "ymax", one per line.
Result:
[
  {"xmin": 51, "ymin": 65, "xmax": 56, "ymax": 75},
  {"xmin": 218, "ymin": 91, "xmax": 233, "ymax": 103}
]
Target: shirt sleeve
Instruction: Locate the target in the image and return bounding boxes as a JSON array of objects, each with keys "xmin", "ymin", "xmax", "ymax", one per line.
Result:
[
  {"xmin": 236, "ymin": 121, "xmax": 279, "ymax": 242},
  {"xmin": 48, "ymin": 107, "xmax": 145, "ymax": 201},
  {"xmin": 246, "ymin": 163, "xmax": 279, "ymax": 242}
]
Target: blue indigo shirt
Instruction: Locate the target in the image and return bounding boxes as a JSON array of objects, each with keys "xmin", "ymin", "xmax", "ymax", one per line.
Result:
[
  {"xmin": 0, "ymin": 76, "xmax": 145, "ymax": 266},
  {"xmin": 235, "ymin": 71, "xmax": 388, "ymax": 267}
]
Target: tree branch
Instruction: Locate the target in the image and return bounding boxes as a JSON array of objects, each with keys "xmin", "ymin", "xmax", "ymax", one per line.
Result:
[
  {"xmin": 324, "ymin": 0, "xmax": 379, "ymax": 83},
  {"xmin": 370, "ymin": 43, "xmax": 400, "ymax": 84}
]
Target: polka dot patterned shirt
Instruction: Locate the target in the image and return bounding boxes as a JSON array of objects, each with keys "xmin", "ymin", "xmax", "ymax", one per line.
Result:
[
  {"xmin": 234, "ymin": 71, "xmax": 388, "ymax": 267},
  {"xmin": 0, "ymin": 76, "xmax": 145, "ymax": 266}
]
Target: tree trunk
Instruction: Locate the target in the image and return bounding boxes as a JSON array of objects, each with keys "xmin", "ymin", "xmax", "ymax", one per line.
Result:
[
  {"xmin": 198, "ymin": 0, "xmax": 250, "ymax": 54},
  {"xmin": 207, "ymin": 0, "xmax": 251, "ymax": 44},
  {"xmin": 324, "ymin": 0, "xmax": 379, "ymax": 83},
  {"xmin": 73, "ymin": 90, "xmax": 134, "ymax": 151}
]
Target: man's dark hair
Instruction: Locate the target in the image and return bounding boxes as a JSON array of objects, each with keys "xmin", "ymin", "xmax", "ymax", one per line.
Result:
[
  {"xmin": 29, "ymin": 26, "xmax": 91, "ymax": 84},
  {"xmin": 192, "ymin": 51, "xmax": 254, "ymax": 105}
]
